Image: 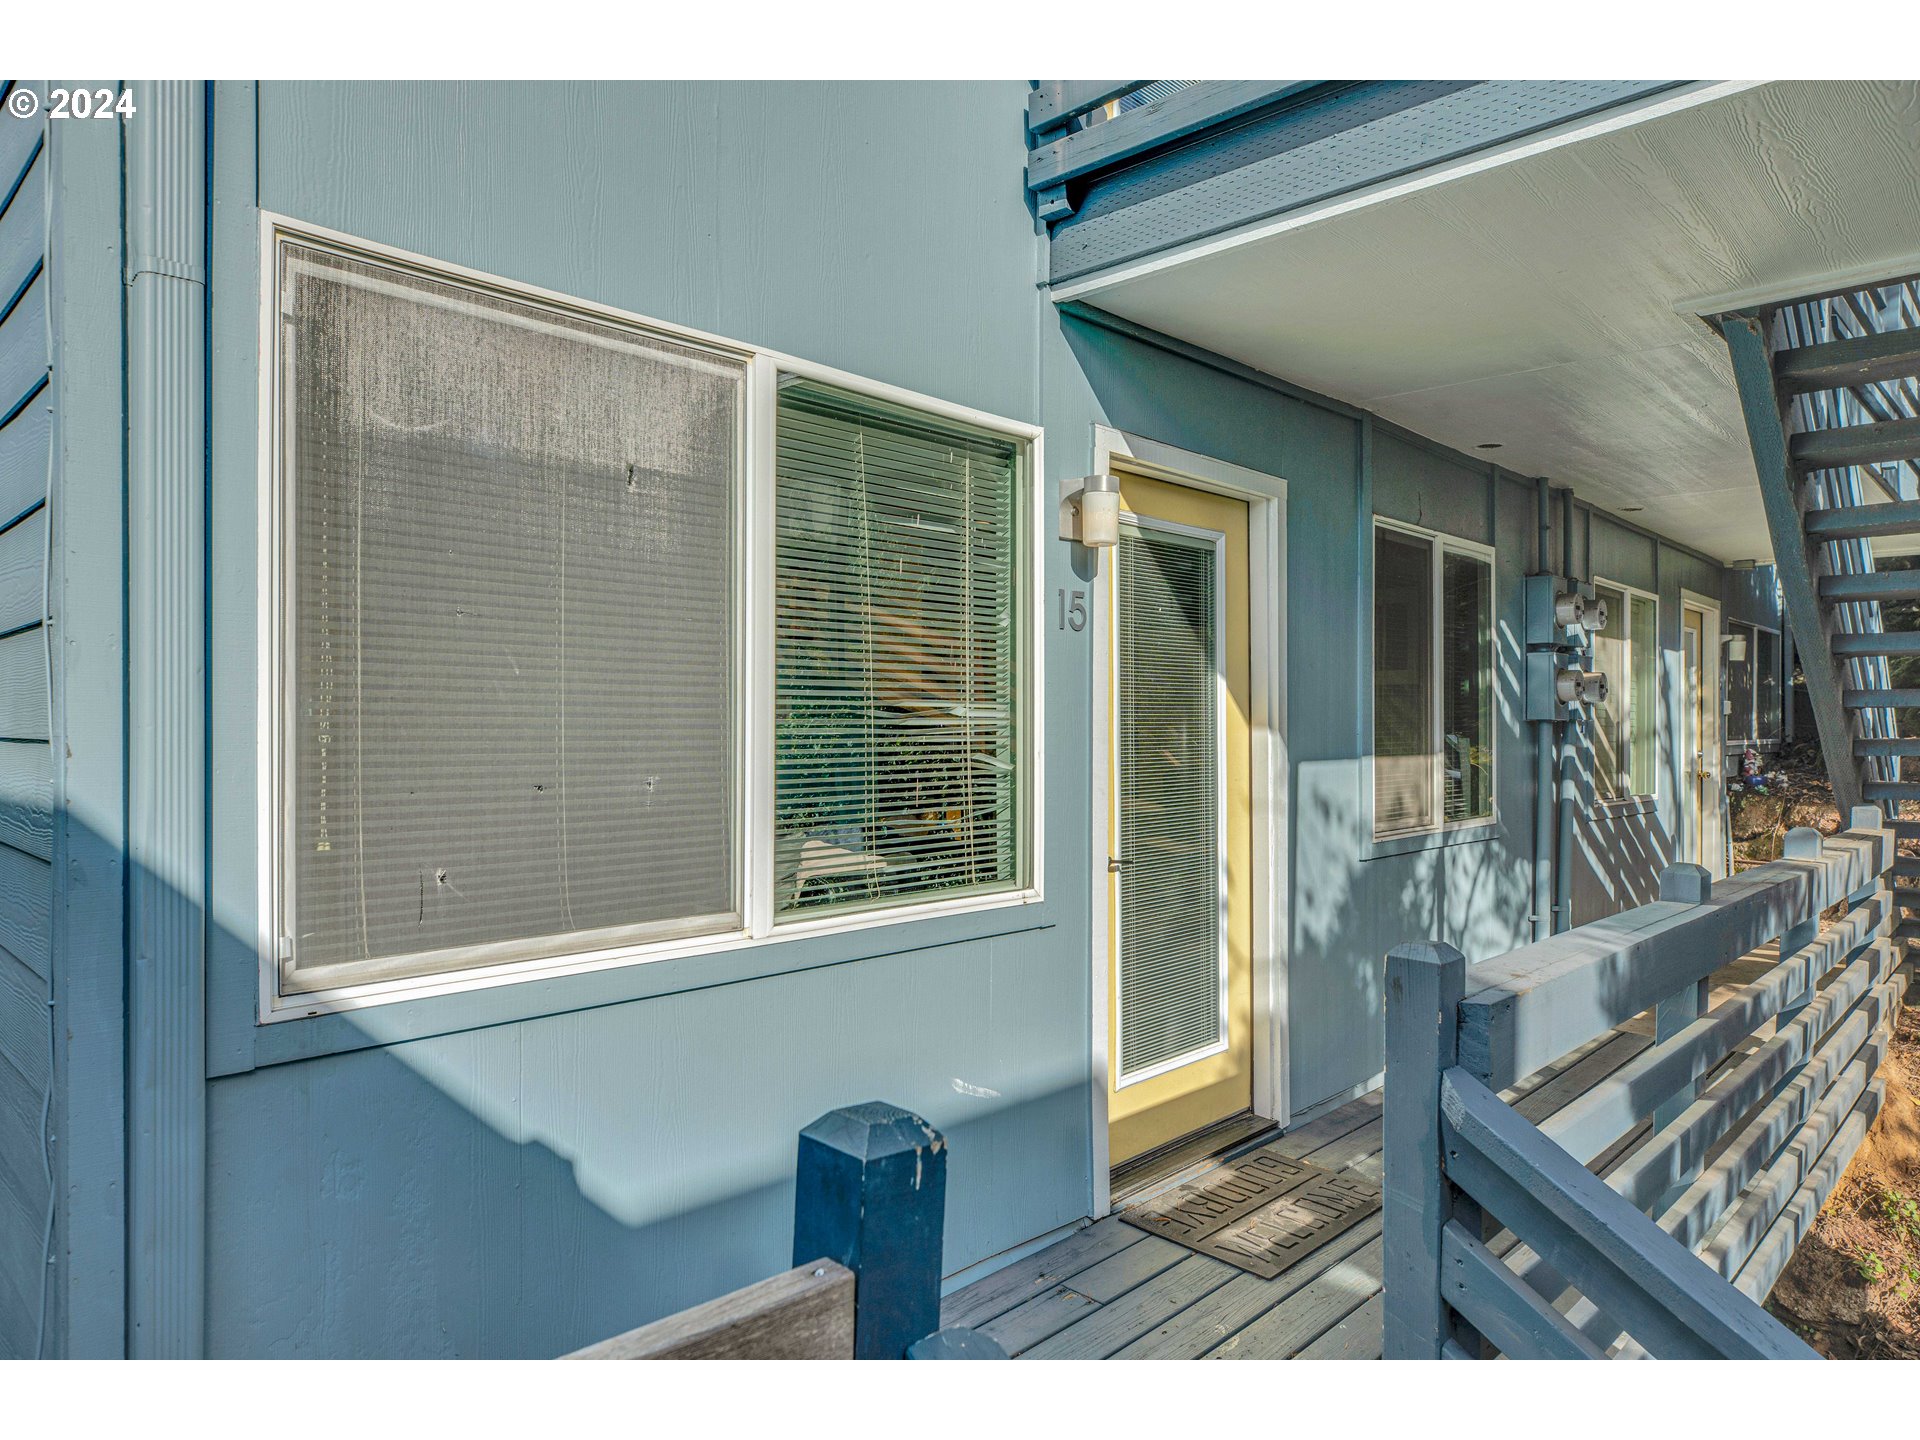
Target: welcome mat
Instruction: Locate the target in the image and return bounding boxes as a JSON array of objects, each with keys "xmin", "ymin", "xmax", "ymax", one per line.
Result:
[{"xmin": 1119, "ymin": 1144, "xmax": 1381, "ymax": 1280}]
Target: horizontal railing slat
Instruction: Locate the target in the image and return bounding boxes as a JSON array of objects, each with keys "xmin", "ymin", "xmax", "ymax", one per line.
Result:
[
  {"xmin": 1731, "ymin": 1085, "xmax": 1885, "ymax": 1304},
  {"xmin": 1025, "ymin": 81, "xmax": 1146, "ymax": 134},
  {"xmin": 1026, "ymin": 81, "xmax": 1321, "ymax": 190},
  {"xmin": 1677, "ymin": 987, "xmax": 1898, "ymax": 1258},
  {"xmin": 1603, "ymin": 942, "xmax": 1896, "ymax": 1216},
  {"xmin": 565, "ymin": 1259, "xmax": 856, "ymax": 1359},
  {"xmin": 1458, "ymin": 826, "xmax": 1889, "ymax": 1090},
  {"xmin": 1501, "ymin": 969, "xmax": 1901, "ymax": 1354},
  {"xmin": 1439, "ymin": 1220, "xmax": 1607, "ymax": 1360},
  {"xmin": 1437, "ymin": 1068, "xmax": 1818, "ymax": 1359},
  {"xmin": 1539, "ymin": 899, "xmax": 1886, "ymax": 1163}
]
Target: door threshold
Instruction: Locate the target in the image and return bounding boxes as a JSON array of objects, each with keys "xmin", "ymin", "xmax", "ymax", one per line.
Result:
[{"xmin": 1109, "ymin": 1110, "xmax": 1278, "ymax": 1209}]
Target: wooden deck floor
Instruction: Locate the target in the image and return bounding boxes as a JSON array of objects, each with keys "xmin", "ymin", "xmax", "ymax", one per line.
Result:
[{"xmin": 941, "ymin": 1017, "xmax": 1691, "ymax": 1359}]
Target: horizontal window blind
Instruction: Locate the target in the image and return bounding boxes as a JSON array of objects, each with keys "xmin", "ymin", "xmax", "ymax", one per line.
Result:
[
  {"xmin": 283, "ymin": 244, "xmax": 742, "ymax": 985},
  {"xmin": 773, "ymin": 380, "xmax": 1022, "ymax": 915}
]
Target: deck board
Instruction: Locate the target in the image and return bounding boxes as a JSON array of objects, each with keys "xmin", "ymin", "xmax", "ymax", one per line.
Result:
[{"xmin": 944, "ymin": 1009, "xmax": 1666, "ymax": 1360}]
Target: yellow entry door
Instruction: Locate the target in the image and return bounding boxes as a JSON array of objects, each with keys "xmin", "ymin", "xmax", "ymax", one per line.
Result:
[{"xmin": 1106, "ymin": 472, "xmax": 1253, "ymax": 1167}]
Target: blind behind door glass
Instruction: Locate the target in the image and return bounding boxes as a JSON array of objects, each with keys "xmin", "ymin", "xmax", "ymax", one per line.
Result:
[
  {"xmin": 283, "ymin": 244, "xmax": 742, "ymax": 985},
  {"xmin": 773, "ymin": 380, "xmax": 1022, "ymax": 915},
  {"xmin": 1118, "ymin": 522, "xmax": 1224, "ymax": 1079}
]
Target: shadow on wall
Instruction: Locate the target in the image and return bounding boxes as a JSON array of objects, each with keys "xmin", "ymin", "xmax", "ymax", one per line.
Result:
[
  {"xmin": 27, "ymin": 819, "xmax": 1092, "ymax": 1360},
  {"xmin": 201, "ymin": 1005, "xmax": 1091, "ymax": 1359}
]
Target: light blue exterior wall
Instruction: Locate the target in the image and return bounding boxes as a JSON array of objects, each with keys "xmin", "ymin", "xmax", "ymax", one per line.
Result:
[
  {"xmin": 15, "ymin": 79, "xmax": 1783, "ymax": 1357},
  {"xmin": 0, "ymin": 80, "xmax": 53, "ymax": 1361}
]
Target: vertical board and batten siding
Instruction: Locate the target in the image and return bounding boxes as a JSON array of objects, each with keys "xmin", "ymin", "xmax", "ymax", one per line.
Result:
[{"xmin": 0, "ymin": 79, "xmax": 51, "ymax": 1360}]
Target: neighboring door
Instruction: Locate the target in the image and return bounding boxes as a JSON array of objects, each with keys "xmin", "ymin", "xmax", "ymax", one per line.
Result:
[
  {"xmin": 1105, "ymin": 471, "xmax": 1254, "ymax": 1168},
  {"xmin": 1681, "ymin": 603, "xmax": 1723, "ymax": 872}
]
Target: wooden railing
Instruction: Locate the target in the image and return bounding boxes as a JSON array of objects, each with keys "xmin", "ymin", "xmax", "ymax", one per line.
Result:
[
  {"xmin": 568, "ymin": 1102, "xmax": 1004, "ymax": 1360},
  {"xmin": 1383, "ymin": 807, "xmax": 1909, "ymax": 1359}
]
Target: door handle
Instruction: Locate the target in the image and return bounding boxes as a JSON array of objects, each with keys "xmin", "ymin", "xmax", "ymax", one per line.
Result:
[{"xmin": 1108, "ymin": 856, "xmax": 1127, "ymax": 873}]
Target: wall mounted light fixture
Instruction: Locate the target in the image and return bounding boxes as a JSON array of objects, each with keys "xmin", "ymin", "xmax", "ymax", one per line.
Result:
[{"xmin": 1059, "ymin": 473, "xmax": 1121, "ymax": 550}]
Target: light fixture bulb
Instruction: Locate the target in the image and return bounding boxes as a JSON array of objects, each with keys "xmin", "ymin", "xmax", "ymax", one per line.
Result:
[{"xmin": 1080, "ymin": 488, "xmax": 1120, "ymax": 548}]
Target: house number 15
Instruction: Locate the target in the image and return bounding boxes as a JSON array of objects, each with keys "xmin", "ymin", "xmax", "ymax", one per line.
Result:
[{"xmin": 1058, "ymin": 588, "xmax": 1087, "ymax": 632}]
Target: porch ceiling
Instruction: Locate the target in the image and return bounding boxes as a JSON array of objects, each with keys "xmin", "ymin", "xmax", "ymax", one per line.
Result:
[{"xmin": 1053, "ymin": 80, "xmax": 1920, "ymax": 567}]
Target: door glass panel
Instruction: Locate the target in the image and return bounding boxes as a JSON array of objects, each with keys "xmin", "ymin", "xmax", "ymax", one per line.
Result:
[{"xmin": 1117, "ymin": 523, "xmax": 1223, "ymax": 1081}]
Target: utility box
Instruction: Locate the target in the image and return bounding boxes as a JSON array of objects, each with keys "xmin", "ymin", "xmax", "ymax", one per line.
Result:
[
  {"xmin": 1525, "ymin": 574, "xmax": 1605, "ymax": 651},
  {"xmin": 1527, "ymin": 650, "xmax": 1612, "ymax": 722}
]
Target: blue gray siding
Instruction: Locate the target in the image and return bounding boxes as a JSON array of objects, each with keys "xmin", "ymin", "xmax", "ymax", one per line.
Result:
[
  {"xmin": 0, "ymin": 80, "xmax": 51, "ymax": 1360},
  {"xmin": 25, "ymin": 79, "xmax": 1783, "ymax": 1357}
]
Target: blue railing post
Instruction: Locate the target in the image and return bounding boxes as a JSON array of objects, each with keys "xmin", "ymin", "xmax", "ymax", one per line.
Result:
[
  {"xmin": 1383, "ymin": 941, "xmax": 1469, "ymax": 1360},
  {"xmin": 793, "ymin": 1101, "xmax": 948, "ymax": 1360},
  {"xmin": 1652, "ymin": 863, "xmax": 1713, "ymax": 1132}
]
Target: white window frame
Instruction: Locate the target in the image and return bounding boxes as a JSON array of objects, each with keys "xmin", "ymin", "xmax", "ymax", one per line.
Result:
[
  {"xmin": 1723, "ymin": 619, "xmax": 1783, "ymax": 749},
  {"xmin": 1591, "ymin": 577, "xmax": 1661, "ymax": 806},
  {"xmin": 256, "ymin": 216, "xmax": 1044, "ymax": 1020},
  {"xmin": 1369, "ymin": 516, "xmax": 1497, "ymax": 841}
]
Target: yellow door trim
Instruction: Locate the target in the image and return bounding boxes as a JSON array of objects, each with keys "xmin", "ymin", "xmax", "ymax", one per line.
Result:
[{"xmin": 1105, "ymin": 471, "xmax": 1254, "ymax": 1166}]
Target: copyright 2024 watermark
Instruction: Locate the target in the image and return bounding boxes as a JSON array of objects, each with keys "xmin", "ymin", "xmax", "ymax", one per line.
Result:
[{"xmin": 8, "ymin": 87, "xmax": 138, "ymax": 120}]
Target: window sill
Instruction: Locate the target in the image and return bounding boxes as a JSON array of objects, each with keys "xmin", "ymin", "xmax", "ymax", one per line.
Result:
[
  {"xmin": 1593, "ymin": 795, "xmax": 1657, "ymax": 821},
  {"xmin": 225, "ymin": 887, "xmax": 1051, "ymax": 1075},
  {"xmin": 1364, "ymin": 819, "xmax": 1500, "ymax": 861}
]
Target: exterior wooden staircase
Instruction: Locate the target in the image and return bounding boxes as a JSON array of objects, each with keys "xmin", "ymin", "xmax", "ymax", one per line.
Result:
[{"xmin": 1717, "ymin": 276, "xmax": 1920, "ymax": 947}]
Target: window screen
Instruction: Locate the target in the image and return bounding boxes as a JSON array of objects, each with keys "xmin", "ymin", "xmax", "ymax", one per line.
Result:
[
  {"xmin": 1592, "ymin": 586, "xmax": 1659, "ymax": 800},
  {"xmin": 773, "ymin": 380, "xmax": 1023, "ymax": 915},
  {"xmin": 1374, "ymin": 529, "xmax": 1435, "ymax": 834},
  {"xmin": 281, "ymin": 244, "xmax": 743, "ymax": 985},
  {"xmin": 1442, "ymin": 551, "xmax": 1493, "ymax": 824},
  {"xmin": 1628, "ymin": 595, "xmax": 1659, "ymax": 796},
  {"xmin": 1727, "ymin": 622, "xmax": 1756, "ymax": 743},
  {"xmin": 1592, "ymin": 585, "xmax": 1628, "ymax": 799},
  {"xmin": 1756, "ymin": 629, "xmax": 1782, "ymax": 741}
]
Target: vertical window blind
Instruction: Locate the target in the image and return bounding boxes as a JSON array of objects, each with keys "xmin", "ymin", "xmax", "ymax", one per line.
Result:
[
  {"xmin": 283, "ymin": 245, "xmax": 742, "ymax": 985},
  {"xmin": 773, "ymin": 379, "xmax": 1022, "ymax": 915}
]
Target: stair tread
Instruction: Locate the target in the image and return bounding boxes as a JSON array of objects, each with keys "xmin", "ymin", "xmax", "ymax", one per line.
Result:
[
  {"xmin": 1793, "ymin": 416, "xmax": 1920, "ymax": 474},
  {"xmin": 1804, "ymin": 496, "xmax": 1920, "ymax": 538},
  {"xmin": 1854, "ymin": 736, "xmax": 1920, "ymax": 756},
  {"xmin": 1844, "ymin": 689, "xmax": 1920, "ymax": 707},
  {"xmin": 1832, "ymin": 631, "xmax": 1920, "ymax": 655},
  {"xmin": 1865, "ymin": 781, "xmax": 1920, "ymax": 799},
  {"xmin": 1777, "ymin": 328, "xmax": 1920, "ymax": 394},
  {"xmin": 1822, "ymin": 570, "xmax": 1920, "ymax": 601}
]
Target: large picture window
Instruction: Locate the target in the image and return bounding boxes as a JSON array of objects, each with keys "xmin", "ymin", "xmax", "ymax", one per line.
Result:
[
  {"xmin": 1592, "ymin": 582, "xmax": 1660, "ymax": 801},
  {"xmin": 269, "ymin": 229, "xmax": 1036, "ymax": 1003},
  {"xmin": 1373, "ymin": 520, "xmax": 1494, "ymax": 838},
  {"xmin": 280, "ymin": 243, "xmax": 744, "ymax": 989}
]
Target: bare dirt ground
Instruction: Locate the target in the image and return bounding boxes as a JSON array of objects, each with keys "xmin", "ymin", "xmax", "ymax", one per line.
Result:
[{"xmin": 1733, "ymin": 740, "xmax": 1920, "ymax": 1358}]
